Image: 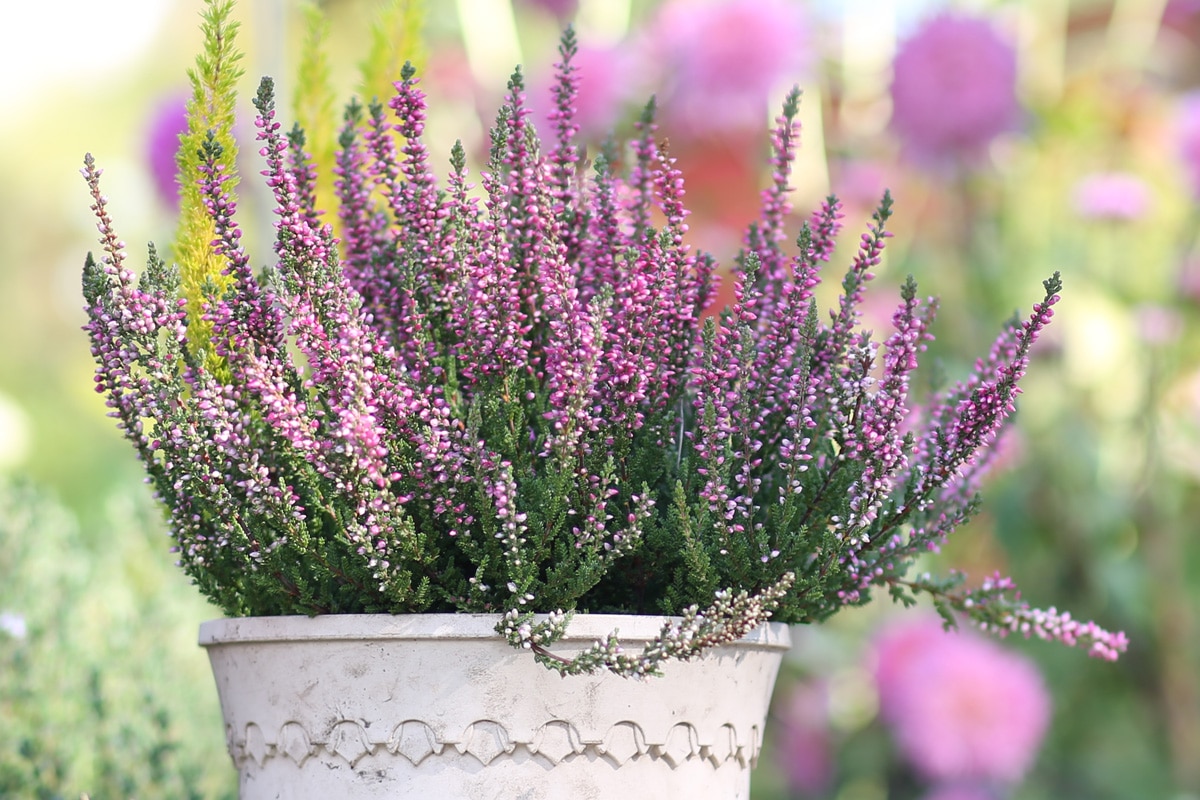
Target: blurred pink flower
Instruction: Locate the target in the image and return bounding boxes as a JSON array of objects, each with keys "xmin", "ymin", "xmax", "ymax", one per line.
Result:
[
  {"xmin": 1175, "ymin": 92, "xmax": 1200, "ymax": 199},
  {"xmin": 1072, "ymin": 172, "xmax": 1152, "ymax": 221},
  {"xmin": 872, "ymin": 617, "xmax": 1051, "ymax": 784},
  {"xmin": 920, "ymin": 785, "xmax": 997, "ymax": 800},
  {"xmin": 1177, "ymin": 256, "xmax": 1200, "ymax": 302},
  {"xmin": 145, "ymin": 91, "xmax": 189, "ymax": 210},
  {"xmin": 774, "ymin": 680, "xmax": 834, "ymax": 796},
  {"xmin": 1165, "ymin": 0, "xmax": 1200, "ymax": 25},
  {"xmin": 890, "ymin": 13, "xmax": 1020, "ymax": 165},
  {"xmin": 873, "ymin": 616, "xmax": 948, "ymax": 719},
  {"xmin": 833, "ymin": 159, "xmax": 891, "ymax": 213},
  {"xmin": 643, "ymin": 0, "xmax": 809, "ymax": 134},
  {"xmin": 1135, "ymin": 304, "xmax": 1184, "ymax": 346},
  {"xmin": 530, "ymin": 42, "xmax": 642, "ymax": 142}
]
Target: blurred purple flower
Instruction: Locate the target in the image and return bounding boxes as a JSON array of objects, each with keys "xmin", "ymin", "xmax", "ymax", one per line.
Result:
[
  {"xmin": 1072, "ymin": 172, "xmax": 1152, "ymax": 221},
  {"xmin": 872, "ymin": 617, "xmax": 1051, "ymax": 784},
  {"xmin": 1176, "ymin": 92, "xmax": 1200, "ymax": 200},
  {"xmin": 515, "ymin": 0, "xmax": 578, "ymax": 21},
  {"xmin": 644, "ymin": 0, "xmax": 809, "ymax": 134},
  {"xmin": 774, "ymin": 680, "xmax": 834, "ymax": 796},
  {"xmin": 890, "ymin": 13, "xmax": 1020, "ymax": 165},
  {"xmin": 145, "ymin": 91, "xmax": 188, "ymax": 211}
]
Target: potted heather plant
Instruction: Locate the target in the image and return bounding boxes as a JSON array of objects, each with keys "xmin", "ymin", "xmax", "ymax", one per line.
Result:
[{"xmin": 80, "ymin": 2, "xmax": 1125, "ymax": 798}]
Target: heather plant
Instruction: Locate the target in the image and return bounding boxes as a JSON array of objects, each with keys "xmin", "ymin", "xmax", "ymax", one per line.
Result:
[{"xmin": 81, "ymin": 0, "xmax": 1126, "ymax": 676}]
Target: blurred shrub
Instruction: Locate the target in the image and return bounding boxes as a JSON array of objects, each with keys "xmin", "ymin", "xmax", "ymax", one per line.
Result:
[{"xmin": 0, "ymin": 478, "xmax": 235, "ymax": 799}]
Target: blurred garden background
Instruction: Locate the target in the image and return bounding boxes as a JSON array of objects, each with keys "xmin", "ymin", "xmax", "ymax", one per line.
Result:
[{"xmin": 2, "ymin": 0, "xmax": 1199, "ymax": 797}]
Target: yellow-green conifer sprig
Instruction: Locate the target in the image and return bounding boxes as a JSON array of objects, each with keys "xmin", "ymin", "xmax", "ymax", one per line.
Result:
[
  {"xmin": 174, "ymin": 0, "xmax": 244, "ymax": 381},
  {"xmin": 360, "ymin": 0, "xmax": 426, "ymax": 106},
  {"xmin": 293, "ymin": 3, "xmax": 338, "ymax": 237}
]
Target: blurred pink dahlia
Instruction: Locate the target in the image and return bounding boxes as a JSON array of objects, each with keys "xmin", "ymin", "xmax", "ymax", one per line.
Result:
[
  {"xmin": 890, "ymin": 13, "xmax": 1020, "ymax": 165},
  {"xmin": 872, "ymin": 617, "xmax": 1051, "ymax": 784}
]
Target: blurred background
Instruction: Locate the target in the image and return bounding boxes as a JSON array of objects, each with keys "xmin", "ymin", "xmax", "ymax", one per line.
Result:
[{"xmin": 2, "ymin": 0, "xmax": 1198, "ymax": 797}]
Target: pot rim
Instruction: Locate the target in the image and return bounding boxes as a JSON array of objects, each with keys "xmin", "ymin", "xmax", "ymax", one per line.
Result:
[{"xmin": 198, "ymin": 612, "xmax": 792, "ymax": 650}]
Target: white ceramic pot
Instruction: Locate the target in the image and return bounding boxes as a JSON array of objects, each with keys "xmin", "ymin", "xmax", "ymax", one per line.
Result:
[{"xmin": 199, "ymin": 614, "xmax": 791, "ymax": 799}]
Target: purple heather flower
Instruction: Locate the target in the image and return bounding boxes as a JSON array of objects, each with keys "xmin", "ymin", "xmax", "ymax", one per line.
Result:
[
  {"xmin": 873, "ymin": 616, "xmax": 1051, "ymax": 784},
  {"xmin": 1072, "ymin": 171, "xmax": 1152, "ymax": 221},
  {"xmin": 890, "ymin": 13, "xmax": 1020, "ymax": 165},
  {"xmin": 1175, "ymin": 92, "xmax": 1200, "ymax": 199},
  {"xmin": 643, "ymin": 0, "xmax": 810, "ymax": 134},
  {"xmin": 144, "ymin": 91, "xmax": 189, "ymax": 210}
]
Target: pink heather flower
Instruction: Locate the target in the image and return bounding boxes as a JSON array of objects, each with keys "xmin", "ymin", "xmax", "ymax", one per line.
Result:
[
  {"xmin": 774, "ymin": 680, "xmax": 834, "ymax": 796},
  {"xmin": 531, "ymin": 42, "xmax": 641, "ymax": 142},
  {"xmin": 1072, "ymin": 171, "xmax": 1152, "ymax": 221},
  {"xmin": 872, "ymin": 617, "xmax": 1051, "ymax": 784},
  {"xmin": 144, "ymin": 91, "xmax": 189, "ymax": 210},
  {"xmin": 890, "ymin": 13, "xmax": 1020, "ymax": 165},
  {"xmin": 1175, "ymin": 92, "xmax": 1200, "ymax": 199},
  {"xmin": 643, "ymin": 0, "xmax": 809, "ymax": 134}
]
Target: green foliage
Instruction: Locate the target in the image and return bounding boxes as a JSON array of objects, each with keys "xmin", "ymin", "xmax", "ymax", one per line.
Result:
[
  {"xmin": 0, "ymin": 479, "xmax": 234, "ymax": 799},
  {"xmin": 293, "ymin": 2, "xmax": 338, "ymax": 236}
]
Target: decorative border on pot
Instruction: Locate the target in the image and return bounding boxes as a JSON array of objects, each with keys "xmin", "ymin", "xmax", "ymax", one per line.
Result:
[{"xmin": 228, "ymin": 717, "xmax": 763, "ymax": 770}]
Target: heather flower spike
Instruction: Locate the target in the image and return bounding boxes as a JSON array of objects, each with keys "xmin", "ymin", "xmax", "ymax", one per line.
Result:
[{"xmin": 82, "ymin": 1, "xmax": 1125, "ymax": 675}]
